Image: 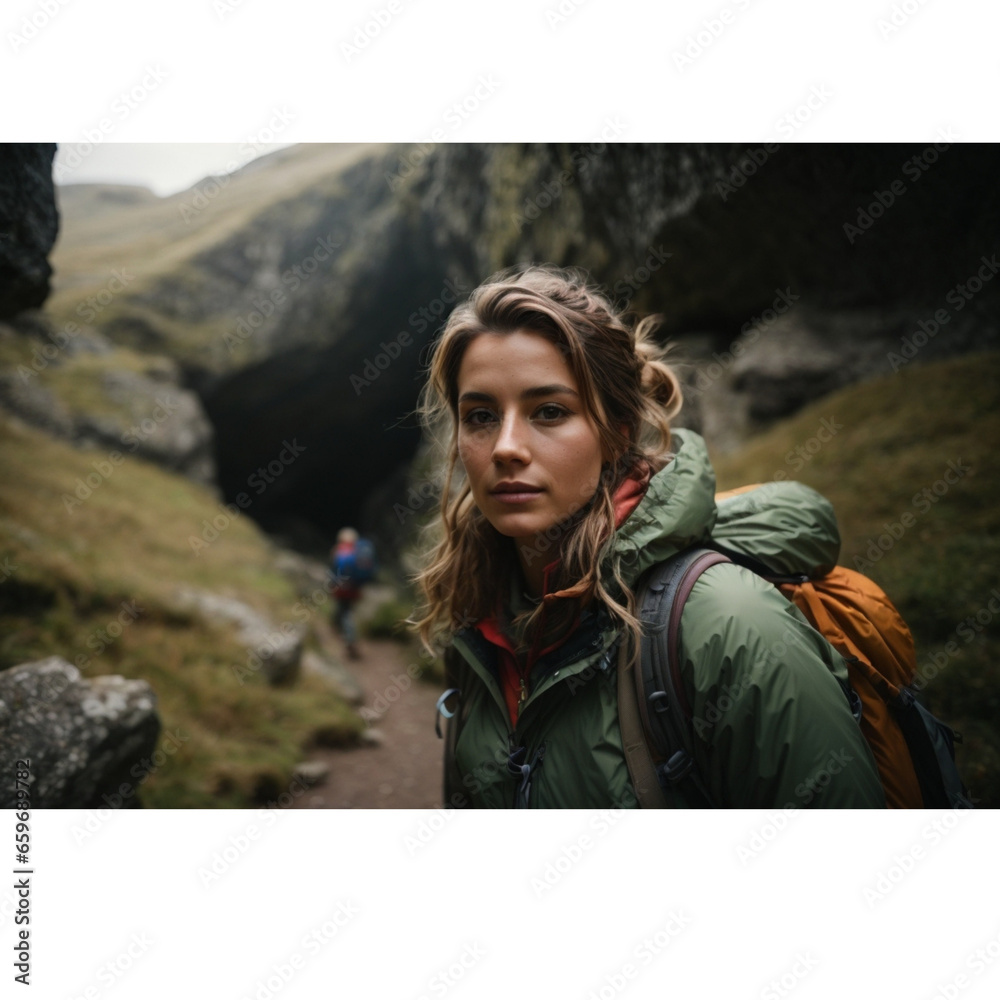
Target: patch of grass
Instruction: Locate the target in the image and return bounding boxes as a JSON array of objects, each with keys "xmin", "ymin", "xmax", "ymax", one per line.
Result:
[
  {"xmin": 0, "ymin": 413, "xmax": 362, "ymax": 807},
  {"xmin": 712, "ymin": 350, "xmax": 1000, "ymax": 805}
]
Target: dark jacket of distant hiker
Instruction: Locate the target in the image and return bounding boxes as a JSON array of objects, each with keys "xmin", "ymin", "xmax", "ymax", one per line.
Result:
[{"xmin": 441, "ymin": 428, "xmax": 886, "ymax": 808}]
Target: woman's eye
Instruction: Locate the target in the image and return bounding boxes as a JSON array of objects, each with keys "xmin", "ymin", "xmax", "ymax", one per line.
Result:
[
  {"xmin": 535, "ymin": 404, "xmax": 568, "ymax": 421},
  {"xmin": 461, "ymin": 408, "xmax": 496, "ymax": 426}
]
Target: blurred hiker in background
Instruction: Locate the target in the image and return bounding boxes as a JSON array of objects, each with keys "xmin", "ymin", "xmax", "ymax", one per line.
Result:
[{"xmin": 328, "ymin": 527, "xmax": 377, "ymax": 660}]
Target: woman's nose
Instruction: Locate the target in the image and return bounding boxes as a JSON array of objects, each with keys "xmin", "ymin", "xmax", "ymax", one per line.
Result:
[{"xmin": 492, "ymin": 414, "xmax": 530, "ymax": 465}]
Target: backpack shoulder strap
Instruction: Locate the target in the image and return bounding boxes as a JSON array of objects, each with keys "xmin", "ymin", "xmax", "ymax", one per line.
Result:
[
  {"xmin": 620, "ymin": 547, "xmax": 731, "ymax": 807},
  {"xmin": 616, "ymin": 632, "xmax": 668, "ymax": 807}
]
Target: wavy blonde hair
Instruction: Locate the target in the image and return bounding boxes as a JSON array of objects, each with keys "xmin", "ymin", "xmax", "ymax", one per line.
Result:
[{"xmin": 410, "ymin": 263, "xmax": 682, "ymax": 656}]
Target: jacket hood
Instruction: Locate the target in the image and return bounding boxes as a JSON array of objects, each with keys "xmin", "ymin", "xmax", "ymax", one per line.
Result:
[
  {"xmin": 606, "ymin": 427, "xmax": 718, "ymax": 593},
  {"xmin": 606, "ymin": 427, "xmax": 841, "ymax": 591}
]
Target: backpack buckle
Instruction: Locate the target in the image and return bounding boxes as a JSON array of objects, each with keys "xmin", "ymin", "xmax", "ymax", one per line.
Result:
[
  {"xmin": 434, "ymin": 688, "xmax": 461, "ymax": 739},
  {"xmin": 658, "ymin": 750, "xmax": 694, "ymax": 785},
  {"xmin": 649, "ymin": 690, "xmax": 671, "ymax": 714}
]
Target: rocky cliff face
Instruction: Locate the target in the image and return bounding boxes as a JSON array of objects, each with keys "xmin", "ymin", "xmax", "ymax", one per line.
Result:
[
  {"xmin": 42, "ymin": 143, "xmax": 1000, "ymax": 548},
  {"xmin": 0, "ymin": 144, "xmax": 59, "ymax": 319}
]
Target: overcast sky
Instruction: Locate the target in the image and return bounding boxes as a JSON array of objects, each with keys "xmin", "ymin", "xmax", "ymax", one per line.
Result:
[{"xmin": 52, "ymin": 143, "xmax": 295, "ymax": 197}]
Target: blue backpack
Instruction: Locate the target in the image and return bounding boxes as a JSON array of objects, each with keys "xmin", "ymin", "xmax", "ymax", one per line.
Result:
[{"xmin": 333, "ymin": 538, "xmax": 377, "ymax": 587}]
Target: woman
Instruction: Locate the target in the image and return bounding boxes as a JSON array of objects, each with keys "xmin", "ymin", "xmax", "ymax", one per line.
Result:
[{"xmin": 411, "ymin": 263, "xmax": 885, "ymax": 809}]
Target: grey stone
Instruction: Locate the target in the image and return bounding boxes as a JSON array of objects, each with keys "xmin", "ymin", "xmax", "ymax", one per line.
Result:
[
  {"xmin": 359, "ymin": 727, "xmax": 385, "ymax": 746},
  {"xmin": 292, "ymin": 760, "xmax": 329, "ymax": 786},
  {"xmin": 0, "ymin": 314, "xmax": 217, "ymax": 487},
  {"xmin": 173, "ymin": 586, "xmax": 303, "ymax": 686},
  {"xmin": 301, "ymin": 650, "xmax": 364, "ymax": 705},
  {"xmin": 0, "ymin": 657, "xmax": 160, "ymax": 808}
]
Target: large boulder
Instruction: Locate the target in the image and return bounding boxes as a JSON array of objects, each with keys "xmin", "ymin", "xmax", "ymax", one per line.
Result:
[{"xmin": 0, "ymin": 657, "xmax": 160, "ymax": 808}]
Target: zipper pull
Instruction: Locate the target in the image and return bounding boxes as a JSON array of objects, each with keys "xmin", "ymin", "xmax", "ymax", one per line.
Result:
[{"xmin": 518, "ymin": 677, "xmax": 529, "ymax": 710}]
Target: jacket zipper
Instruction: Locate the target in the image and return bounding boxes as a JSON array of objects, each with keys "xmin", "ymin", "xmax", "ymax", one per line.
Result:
[
  {"xmin": 518, "ymin": 676, "xmax": 529, "ymax": 714},
  {"xmin": 451, "ymin": 626, "xmax": 619, "ymax": 796}
]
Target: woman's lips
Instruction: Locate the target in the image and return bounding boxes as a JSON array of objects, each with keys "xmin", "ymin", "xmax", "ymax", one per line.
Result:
[{"xmin": 491, "ymin": 485, "xmax": 543, "ymax": 504}]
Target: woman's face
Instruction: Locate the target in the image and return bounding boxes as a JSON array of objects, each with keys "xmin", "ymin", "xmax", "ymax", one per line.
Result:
[{"xmin": 455, "ymin": 329, "xmax": 608, "ymax": 557}]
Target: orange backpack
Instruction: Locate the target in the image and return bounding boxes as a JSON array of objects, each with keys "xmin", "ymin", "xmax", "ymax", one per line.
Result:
[
  {"xmin": 623, "ymin": 488, "xmax": 974, "ymax": 808},
  {"xmin": 773, "ymin": 566, "xmax": 959, "ymax": 807}
]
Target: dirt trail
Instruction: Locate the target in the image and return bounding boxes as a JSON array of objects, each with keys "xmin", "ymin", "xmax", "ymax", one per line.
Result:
[{"xmin": 290, "ymin": 623, "xmax": 445, "ymax": 809}]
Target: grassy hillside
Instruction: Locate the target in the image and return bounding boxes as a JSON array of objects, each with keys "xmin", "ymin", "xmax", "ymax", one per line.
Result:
[
  {"xmin": 49, "ymin": 145, "xmax": 386, "ymax": 373},
  {"xmin": 711, "ymin": 350, "xmax": 1000, "ymax": 806},
  {"xmin": 0, "ymin": 412, "xmax": 362, "ymax": 808},
  {"xmin": 51, "ymin": 145, "xmax": 376, "ymax": 315}
]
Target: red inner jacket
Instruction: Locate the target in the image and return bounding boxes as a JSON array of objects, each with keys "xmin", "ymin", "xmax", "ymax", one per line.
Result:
[{"xmin": 475, "ymin": 463, "xmax": 652, "ymax": 726}]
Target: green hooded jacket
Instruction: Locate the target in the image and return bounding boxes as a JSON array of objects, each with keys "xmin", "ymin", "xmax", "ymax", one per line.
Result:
[{"xmin": 441, "ymin": 428, "xmax": 886, "ymax": 809}]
